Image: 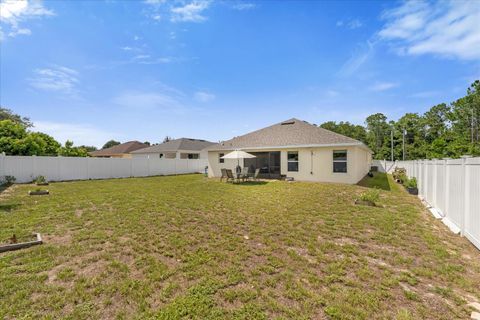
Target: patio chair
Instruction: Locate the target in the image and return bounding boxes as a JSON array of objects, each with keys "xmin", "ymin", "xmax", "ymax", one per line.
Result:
[
  {"xmin": 225, "ymin": 169, "xmax": 236, "ymax": 183},
  {"xmin": 253, "ymin": 168, "xmax": 260, "ymax": 181},
  {"xmin": 220, "ymin": 168, "xmax": 228, "ymax": 182},
  {"xmin": 241, "ymin": 167, "xmax": 250, "ymax": 181}
]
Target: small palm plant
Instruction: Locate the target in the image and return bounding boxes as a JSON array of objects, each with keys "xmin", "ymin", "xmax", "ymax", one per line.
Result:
[{"xmin": 357, "ymin": 188, "xmax": 380, "ymax": 206}]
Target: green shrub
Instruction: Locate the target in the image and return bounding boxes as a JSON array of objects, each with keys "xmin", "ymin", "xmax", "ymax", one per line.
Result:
[
  {"xmin": 359, "ymin": 188, "xmax": 380, "ymax": 203},
  {"xmin": 1, "ymin": 175, "xmax": 16, "ymax": 186},
  {"xmin": 404, "ymin": 177, "xmax": 417, "ymax": 189},
  {"xmin": 392, "ymin": 167, "xmax": 406, "ymax": 180},
  {"xmin": 34, "ymin": 175, "xmax": 47, "ymax": 184}
]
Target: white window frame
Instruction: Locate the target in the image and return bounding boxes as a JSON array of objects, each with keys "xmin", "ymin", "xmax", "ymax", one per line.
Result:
[
  {"xmin": 333, "ymin": 150, "xmax": 347, "ymax": 173},
  {"xmin": 219, "ymin": 153, "xmax": 225, "ymax": 164},
  {"xmin": 287, "ymin": 151, "xmax": 299, "ymax": 172}
]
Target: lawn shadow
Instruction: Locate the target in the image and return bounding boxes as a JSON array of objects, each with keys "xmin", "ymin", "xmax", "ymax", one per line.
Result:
[
  {"xmin": 357, "ymin": 172, "xmax": 391, "ymax": 191},
  {"xmin": 0, "ymin": 184, "xmax": 11, "ymax": 194},
  {"xmin": 0, "ymin": 203, "xmax": 20, "ymax": 213},
  {"xmin": 234, "ymin": 181, "xmax": 269, "ymax": 186}
]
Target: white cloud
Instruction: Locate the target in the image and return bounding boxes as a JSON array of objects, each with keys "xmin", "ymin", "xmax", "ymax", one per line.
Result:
[
  {"xmin": 170, "ymin": 1, "xmax": 210, "ymax": 23},
  {"xmin": 113, "ymin": 91, "xmax": 186, "ymax": 113},
  {"xmin": 232, "ymin": 2, "xmax": 256, "ymax": 11},
  {"xmin": 337, "ymin": 18, "xmax": 363, "ymax": 29},
  {"xmin": 347, "ymin": 19, "xmax": 363, "ymax": 29},
  {"xmin": 28, "ymin": 65, "xmax": 79, "ymax": 94},
  {"xmin": 0, "ymin": 0, "xmax": 54, "ymax": 39},
  {"xmin": 194, "ymin": 91, "xmax": 215, "ymax": 102},
  {"xmin": 369, "ymin": 82, "xmax": 398, "ymax": 92},
  {"xmin": 338, "ymin": 40, "xmax": 375, "ymax": 76},
  {"xmin": 33, "ymin": 121, "xmax": 120, "ymax": 148},
  {"xmin": 326, "ymin": 89, "xmax": 339, "ymax": 97},
  {"xmin": 378, "ymin": 1, "xmax": 480, "ymax": 60},
  {"xmin": 144, "ymin": 0, "xmax": 166, "ymax": 4},
  {"xmin": 133, "ymin": 54, "xmax": 151, "ymax": 60},
  {"xmin": 8, "ymin": 27, "xmax": 31, "ymax": 37},
  {"xmin": 409, "ymin": 90, "xmax": 439, "ymax": 98}
]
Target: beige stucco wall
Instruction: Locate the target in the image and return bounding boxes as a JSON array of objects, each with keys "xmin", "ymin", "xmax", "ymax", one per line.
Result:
[
  {"xmin": 207, "ymin": 146, "xmax": 372, "ymax": 184},
  {"xmin": 132, "ymin": 149, "xmax": 207, "ymax": 159}
]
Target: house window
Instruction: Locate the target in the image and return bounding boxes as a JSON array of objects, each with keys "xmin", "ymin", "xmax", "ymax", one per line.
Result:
[
  {"xmin": 180, "ymin": 153, "xmax": 198, "ymax": 159},
  {"xmin": 287, "ymin": 151, "xmax": 299, "ymax": 172},
  {"xmin": 219, "ymin": 153, "xmax": 224, "ymax": 163},
  {"xmin": 333, "ymin": 150, "xmax": 347, "ymax": 173}
]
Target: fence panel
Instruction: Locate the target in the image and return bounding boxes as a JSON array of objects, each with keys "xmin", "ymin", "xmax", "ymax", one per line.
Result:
[
  {"xmin": 391, "ymin": 157, "xmax": 479, "ymax": 250},
  {"xmin": 0, "ymin": 155, "xmax": 206, "ymax": 183},
  {"xmin": 2, "ymin": 156, "xmax": 34, "ymax": 183},
  {"xmin": 425, "ymin": 161, "xmax": 435, "ymax": 207},
  {"xmin": 444, "ymin": 160, "xmax": 464, "ymax": 231},
  {"xmin": 465, "ymin": 157, "xmax": 480, "ymax": 249}
]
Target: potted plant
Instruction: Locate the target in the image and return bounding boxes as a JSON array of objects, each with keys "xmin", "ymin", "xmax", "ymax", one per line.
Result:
[
  {"xmin": 29, "ymin": 188, "xmax": 49, "ymax": 196},
  {"xmin": 392, "ymin": 167, "xmax": 406, "ymax": 183},
  {"xmin": 355, "ymin": 188, "xmax": 380, "ymax": 206},
  {"xmin": 34, "ymin": 175, "xmax": 49, "ymax": 186},
  {"xmin": 404, "ymin": 177, "xmax": 418, "ymax": 195}
]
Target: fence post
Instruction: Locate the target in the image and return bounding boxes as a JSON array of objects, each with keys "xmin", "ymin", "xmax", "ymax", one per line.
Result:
[
  {"xmin": 431, "ymin": 159, "xmax": 438, "ymax": 208},
  {"xmin": 86, "ymin": 157, "xmax": 90, "ymax": 180},
  {"xmin": 0, "ymin": 152, "xmax": 5, "ymax": 178},
  {"xmin": 57, "ymin": 156, "xmax": 61, "ymax": 182},
  {"xmin": 420, "ymin": 160, "xmax": 424, "ymax": 197},
  {"xmin": 130, "ymin": 158, "xmax": 133, "ymax": 177},
  {"xmin": 443, "ymin": 158, "xmax": 449, "ymax": 218},
  {"xmin": 461, "ymin": 155, "xmax": 471, "ymax": 237},
  {"xmin": 32, "ymin": 155, "xmax": 37, "ymax": 181}
]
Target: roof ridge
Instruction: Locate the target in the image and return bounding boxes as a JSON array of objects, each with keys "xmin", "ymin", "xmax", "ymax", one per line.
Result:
[{"xmin": 206, "ymin": 118, "xmax": 368, "ymax": 151}]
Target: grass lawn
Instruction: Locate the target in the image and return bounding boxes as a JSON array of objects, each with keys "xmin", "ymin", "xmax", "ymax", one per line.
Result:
[{"xmin": 1, "ymin": 174, "xmax": 479, "ymax": 319}]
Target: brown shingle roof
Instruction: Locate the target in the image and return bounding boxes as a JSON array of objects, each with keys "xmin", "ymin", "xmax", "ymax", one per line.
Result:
[
  {"xmin": 89, "ymin": 141, "xmax": 150, "ymax": 157},
  {"xmin": 131, "ymin": 138, "xmax": 215, "ymax": 154},
  {"xmin": 205, "ymin": 118, "xmax": 370, "ymax": 151}
]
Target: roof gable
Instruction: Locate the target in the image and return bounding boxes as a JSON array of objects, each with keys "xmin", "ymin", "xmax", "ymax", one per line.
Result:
[
  {"xmin": 89, "ymin": 141, "xmax": 149, "ymax": 156},
  {"xmin": 206, "ymin": 118, "xmax": 367, "ymax": 151},
  {"xmin": 131, "ymin": 138, "xmax": 214, "ymax": 154}
]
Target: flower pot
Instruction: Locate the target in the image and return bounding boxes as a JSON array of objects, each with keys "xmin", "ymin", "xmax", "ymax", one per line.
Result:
[
  {"xmin": 407, "ymin": 187, "xmax": 418, "ymax": 195},
  {"xmin": 0, "ymin": 233, "xmax": 42, "ymax": 253},
  {"xmin": 29, "ymin": 190, "xmax": 49, "ymax": 196}
]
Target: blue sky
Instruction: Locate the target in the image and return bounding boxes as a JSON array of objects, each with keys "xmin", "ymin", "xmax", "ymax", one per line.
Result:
[{"xmin": 1, "ymin": 0, "xmax": 479, "ymax": 147}]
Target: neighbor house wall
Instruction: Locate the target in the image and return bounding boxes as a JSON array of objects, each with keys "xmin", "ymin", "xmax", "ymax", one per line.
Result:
[
  {"xmin": 132, "ymin": 149, "xmax": 207, "ymax": 160},
  {"xmin": 207, "ymin": 146, "xmax": 371, "ymax": 184}
]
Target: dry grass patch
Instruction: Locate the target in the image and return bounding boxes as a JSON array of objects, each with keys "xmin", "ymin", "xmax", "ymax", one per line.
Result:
[{"xmin": 1, "ymin": 173, "xmax": 479, "ymax": 319}]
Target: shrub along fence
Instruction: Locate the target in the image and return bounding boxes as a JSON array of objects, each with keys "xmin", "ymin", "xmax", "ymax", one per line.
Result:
[
  {"xmin": 0, "ymin": 154, "xmax": 208, "ymax": 184},
  {"xmin": 374, "ymin": 157, "xmax": 480, "ymax": 251}
]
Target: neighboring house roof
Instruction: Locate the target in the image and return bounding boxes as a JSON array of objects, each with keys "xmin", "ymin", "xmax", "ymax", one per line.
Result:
[
  {"xmin": 89, "ymin": 141, "xmax": 150, "ymax": 157},
  {"xmin": 206, "ymin": 118, "xmax": 372, "ymax": 152},
  {"xmin": 131, "ymin": 138, "xmax": 215, "ymax": 154}
]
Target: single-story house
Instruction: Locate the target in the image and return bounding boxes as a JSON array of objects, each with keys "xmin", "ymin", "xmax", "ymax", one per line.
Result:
[
  {"xmin": 130, "ymin": 138, "xmax": 214, "ymax": 159},
  {"xmin": 205, "ymin": 118, "xmax": 373, "ymax": 184},
  {"xmin": 89, "ymin": 141, "xmax": 149, "ymax": 158}
]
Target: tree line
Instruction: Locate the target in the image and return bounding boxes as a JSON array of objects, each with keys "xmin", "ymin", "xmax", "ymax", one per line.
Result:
[
  {"xmin": 320, "ymin": 80, "xmax": 480, "ymax": 160},
  {"xmin": 1, "ymin": 80, "xmax": 478, "ymax": 159},
  {"xmin": 0, "ymin": 108, "xmax": 172, "ymax": 156}
]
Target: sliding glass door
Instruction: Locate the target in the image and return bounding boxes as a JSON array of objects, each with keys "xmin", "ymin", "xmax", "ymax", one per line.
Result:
[{"xmin": 244, "ymin": 151, "xmax": 281, "ymax": 178}]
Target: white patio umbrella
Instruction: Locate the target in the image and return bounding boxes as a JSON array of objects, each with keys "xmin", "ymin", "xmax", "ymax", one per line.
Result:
[{"xmin": 221, "ymin": 150, "xmax": 256, "ymax": 171}]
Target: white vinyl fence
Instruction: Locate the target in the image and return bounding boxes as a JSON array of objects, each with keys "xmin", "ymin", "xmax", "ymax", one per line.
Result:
[
  {"xmin": 0, "ymin": 154, "xmax": 208, "ymax": 183},
  {"xmin": 374, "ymin": 158, "xmax": 480, "ymax": 250}
]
